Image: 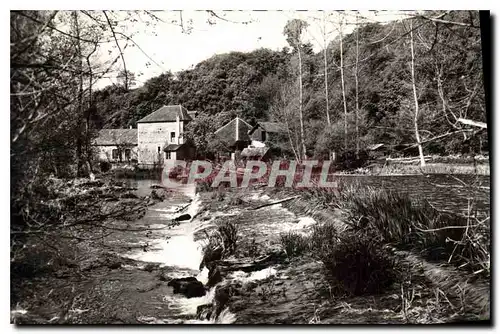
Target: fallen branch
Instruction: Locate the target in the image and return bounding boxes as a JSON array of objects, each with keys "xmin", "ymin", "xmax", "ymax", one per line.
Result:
[
  {"xmin": 215, "ymin": 251, "xmax": 286, "ymax": 273},
  {"xmin": 251, "ymin": 195, "xmax": 301, "ymax": 210},
  {"xmin": 175, "ymin": 203, "xmax": 190, "ymax": 213},
  {"xmin": 415, "ymin": 224, "xmax": 480, "ymax": 233},
  {"xmin": 386, "ymin": 156, "xmax": 432, "ymax": 164},
  {"xmin": 457, "ymin": 118, "xmax": 487, "ymax": 129}
]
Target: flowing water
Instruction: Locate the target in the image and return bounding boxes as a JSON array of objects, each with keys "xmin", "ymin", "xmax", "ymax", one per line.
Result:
[{"xmin": 116, "ymin": 180, "xmax": 245, "ymax": 323}]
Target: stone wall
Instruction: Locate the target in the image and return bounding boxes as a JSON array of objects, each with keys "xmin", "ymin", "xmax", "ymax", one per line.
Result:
[{"xmin": 138, "ymin": 120, "xmax": 185, "ymax": 164}]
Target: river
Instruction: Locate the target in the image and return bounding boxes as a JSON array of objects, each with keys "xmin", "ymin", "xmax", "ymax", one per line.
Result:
[
  {"xmin": 124, "ymin": 174, "xmax": 490, "ymax": 214},
  {"xmin": 336, "ymin": 174, "xmax": 490, "ymax": 215}
]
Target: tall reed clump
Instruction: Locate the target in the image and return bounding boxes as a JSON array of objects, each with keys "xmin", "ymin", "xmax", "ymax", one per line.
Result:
[
  {"xmin": 201, "ymin": 221, "xmax": 239, "ymax": 268},
  {"xmin": 339, "ymin": 185, "xmax": 490, "ymax": 276},
  {"xmin": 279, "ymin": 232, "xmax": 310, "ymax": 258},
  {"xmin": 279, "ymin": 223, "xmax": 398, "ymax": 296},
  {"xmin": 301, "ymin": 186, "xmax": 339, "ymax": 207},
  {"xmin": 309, "ymin": 223, "xmax": 398, "ymax": 296},
  {"xmin": 318, "ymin": 231, "xmax": 398, "ymax": 296}
]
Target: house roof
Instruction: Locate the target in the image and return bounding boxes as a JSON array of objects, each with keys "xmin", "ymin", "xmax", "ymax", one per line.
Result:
[
  {"xmin": 249, "ymin": 121, "xmax": 286, "ymax": 135},
  {"xmin": 241, "ymin": 147, "xmax": 270, "ymax": 158},
  {"xmin": 214, "ymin": 117, "xmax": 252, "ymax": 146},
  {"xmin": 93, "ymin": 129, "xmax": 137, "ymax": 146},
  {"xmin": 137, "ymin": 105, "xmax": 192, "ymax": 123},
  {"xmin": 163, "ymin": 143, "xmax": 184, "ymax": 152}
]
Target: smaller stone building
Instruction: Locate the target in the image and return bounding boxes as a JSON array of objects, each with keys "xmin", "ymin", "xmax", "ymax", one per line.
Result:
[
  {"xmin": 93, "ymin": 129, "xmax": 138, "ymax": 163},
  {"xmin": 248, "ymin": 121, "xmax": 287, "ymax": 157}
]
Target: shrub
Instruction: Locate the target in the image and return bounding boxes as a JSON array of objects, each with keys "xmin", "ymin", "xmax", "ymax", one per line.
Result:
[
  {"xmin": 210, "ymin": 191, "xmax": 226, "ymax": 202},
  {"xmin": 309, "ymin": 222, "xmax": 340, "ymax": 254},
  {"xmin": 196, "ymin": 179, "xmax": 213, "ymax": 193},
  {"xmin": 280, "ymin": 232, "xmax": 310, "ymax": 257},
  {"xmin": 318, "ymin": 231, "xmax": 398, "ymax": 296},
  {"xmin": 201, "ymin": 221, "xmax": 239, "ymax": 268},
  {"xmin": 99, "ymin": 161, "xmax": 112, "ymax": 173}
]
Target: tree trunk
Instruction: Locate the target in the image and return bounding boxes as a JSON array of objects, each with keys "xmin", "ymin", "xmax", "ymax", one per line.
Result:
[
  {"xmin": 85, "ymin": 42, "xmax": 98, "ymax": 176},
  {"xmin": 297, "ymin": 45, "xmax": 307, "ymax": 161},
  {"xmin": 339, "ymin": 18, "xmax": 348, "ymax": 152},
  {"xmin": 323, "ymin": 13, "xmax": 331, "ymax": 126},
  {"xmin": 355, "ymin": 12, "xmax": 360, "ymax": 157},
  {"xmin": 283, "ymin": 116, "xmax": 300, "ymax": 161},
  {"xmin": 409, "ymin": 20, "xmax": 426, "ymax": 167},
  {"xmin": 74, "ymin": 11, "xmax": 85, "ymax": 176},
  {"xmin": 323, "ymin": 13, "xmax": 333, "ymax": 161}
]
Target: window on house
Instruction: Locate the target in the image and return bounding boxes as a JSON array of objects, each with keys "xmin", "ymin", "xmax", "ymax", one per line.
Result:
[
  {"xmin": 125, "ymin": 149, "xmax": 131, "ymax": 160},
  {"xmin": 166, "ymin": 151, "xmax": 171, "ymax": 159},
  {"xmin": 262, "ymin": 131, "xmax": 267, "ymax": 142},
  {"xmin": 170, "ymin": 132, "xmax": 176, "ymax": 142},
  {"xmin": 112, "ymin": 149, "xmax": 119, "ymax": 160}
]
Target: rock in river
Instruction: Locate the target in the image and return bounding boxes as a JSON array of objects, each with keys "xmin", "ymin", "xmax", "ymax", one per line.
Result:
[
  {"xmin": 167, "ymin": 277, "xmax": 205, "ymax": 298},
  {"xmin": 196, "ymin": 304, "xmax": 213, "ymax": 320},
  {"xmin": 173, "ymin": 213, "xmax": 191, "ymax": 222}
]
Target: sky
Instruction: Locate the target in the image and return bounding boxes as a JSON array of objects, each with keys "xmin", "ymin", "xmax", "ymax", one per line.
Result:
[{"xmin": 94, "ymin": 10, "xmax": 413, "ymax": 89}]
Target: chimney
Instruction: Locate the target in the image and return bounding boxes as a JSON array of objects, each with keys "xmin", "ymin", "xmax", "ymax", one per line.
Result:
[
  {"xmin": 236, "ymin": 117, "xmax": 239, "ymax": 141},
  {"xmin": 176, "ymin": 115, "xmax": 180, "ymax": 144}
]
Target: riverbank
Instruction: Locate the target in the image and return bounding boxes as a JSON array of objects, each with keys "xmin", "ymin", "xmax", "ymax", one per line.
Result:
[
  {"xmin": 334, "ymin": 155, "xmax": 490, "ymax": 176},
  {"xmin": 347, "ymin": 162, "xmax": 490, "ymax": 176},
  {"xmin": 94, "ymin": 154, "xmax": 490, "ymax": 181}
]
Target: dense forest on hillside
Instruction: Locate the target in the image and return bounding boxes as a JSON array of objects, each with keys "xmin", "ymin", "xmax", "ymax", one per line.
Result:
[{"xmin": 92, "ymin": 11, "xmax": 487, "ymax": 159}]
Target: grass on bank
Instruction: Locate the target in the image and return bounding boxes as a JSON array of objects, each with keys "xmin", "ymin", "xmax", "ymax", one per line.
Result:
[
  {"xmin": 293, "ymin": 183, "xmax": 490, "ymax": 277},
  {"xmin": 280, "ymin": 225, "xmax": 398, "ymax": 296},
  {"xmin": 372, "ymin": 163, "xmax": 490, "ymax": 176}
]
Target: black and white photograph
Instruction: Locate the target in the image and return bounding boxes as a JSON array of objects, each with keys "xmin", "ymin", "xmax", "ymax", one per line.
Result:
[{"xmin": 10, "ymin": 8, "xmax": 491, "ymax": 326}]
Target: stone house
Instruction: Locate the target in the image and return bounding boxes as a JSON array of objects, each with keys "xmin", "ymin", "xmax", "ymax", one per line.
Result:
[
  {"xmin": 136, "ymin": 105, "xmax": 196, "ymax": 166},
  {"xmin": 93, "ymin": 128, "xmax": 138, "ymax": 163}
]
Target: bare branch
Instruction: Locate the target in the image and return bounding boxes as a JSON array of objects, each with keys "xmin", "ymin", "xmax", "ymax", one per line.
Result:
[
  {"xmin": 103, "ymin": 11, "xmax": 128, "ymax": 90},
  {"xmin": 457, "ymin": 118, "xmax": 487, "ymax": 129}
]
